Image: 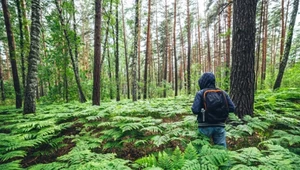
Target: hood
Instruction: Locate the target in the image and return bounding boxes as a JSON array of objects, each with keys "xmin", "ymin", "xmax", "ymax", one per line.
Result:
[{"xmin": 198, "ymin": 72, "xmax": 216, "ymax": 89}]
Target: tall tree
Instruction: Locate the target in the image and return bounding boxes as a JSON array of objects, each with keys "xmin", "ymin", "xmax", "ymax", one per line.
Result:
[
  {"xmin": 173, "ymin": 0, "xmax": 178, "ymax": 96},
  {"xmin": 132, "ymin": 0, "xmax": 140, "ymax": 101},
  {"xmin": 225, "ymin": 0, "xmax": 232, "ymax": 91},
  {"xmin": 143, "ymin": 0, "xmax": 151, "ymax": 99},
  {"xmin": 0, "ymin": 53, "xmax": 5, "ymax": 101},
  {"xmin": 1, "ymin": 0, "xmax": 22, "ymax": 108},
  {"xmin": 121, "ymin": 0, "xmax": 130, "ymax": 99},
  {"xmin": 273, "ymin": 0, "xmax": 299, "ymax": 89},
  {"xmin": 23, "ymin": 0, "xmax": 41, "ymax": 114},
  {"xmin": 92, "ymin": 0, "xmax": 102, "ymax": 105},
  {"xmin": 16, "ymin": 0, "xmax": 26, "ymax": 89},
  {"xmin": 115, "ymin": 2, "xmax": 120, "ymax": 101},
  {"xmin": 186, "ymin": 0, "xmax": 191, "ymax": 94},
  {"xmin": 55, "ymin": 0, "xmax": 86, "ymax": 103},
  {"xmin": 230, "ymin": 0, "xmax": 257, "ymax": 118}
]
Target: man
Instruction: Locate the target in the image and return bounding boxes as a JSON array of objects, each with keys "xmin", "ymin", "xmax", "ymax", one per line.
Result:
[{"xmin": 191, "ymin": 72, "xmax": 235, "ymax": 148}]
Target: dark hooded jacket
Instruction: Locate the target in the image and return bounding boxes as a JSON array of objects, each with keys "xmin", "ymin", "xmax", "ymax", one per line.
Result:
[{"xmin": 191, "ymin": 72, "xmax": 235, "ymax": 127}]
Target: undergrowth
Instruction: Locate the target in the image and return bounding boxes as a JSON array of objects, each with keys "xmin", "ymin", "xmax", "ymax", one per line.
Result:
[{"xmin": 0, "ymin": 89, "xmax": 299, "ymax": 169}]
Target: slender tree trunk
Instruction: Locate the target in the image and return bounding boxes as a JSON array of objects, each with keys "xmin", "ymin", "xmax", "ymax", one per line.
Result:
[
  {"xmin": 274, "ymin": 0, "xmax": 299, "ymax": 90},
  {"xmin": 23, "ymin": 0, "xmax": 41, "ymax": 114},
  {"xmin": 230, "ymin": 0, "xmax": 257, "ymax": 118},
  {"xmin": 72, "ymin": 0, "xmax": 79, "ymax": 63},
  {"xmin": 187, "ymin": 0, "xmax": 191, "ymax": 94},
  {"xmin": 163, "ymin": 0, "xmax": 168, "ymax": 98},
  {"xmin": 16, "ymin": 0, "xmax": 26, "ymax": 89},
  {"xmin": 132, "ymin": 0, "xmax": 140, "ymax": 101},
  {"xmin": 1, "ymin": 0, "xmax": 22, "ymax": 108},
  {"xmin": 261, "ymin": 0, "xmax": 268, "ymax": 89},
  {"xmin": 144, "ymin": 0, "xmax": 151, "ymax": 99},
  {"xmin": 255, "ymin": 0, "xmax": 264, "ymax": 91},
  {"xmin": 55, "ymin": 0, "xmax": 86, "ymax": 103},
  {"xmin": 173, "ymin": 0, "xmax": 178, "ymax": 96},
  {"xmin": 225, "ymin": 0, "xmax": 232, "ymax": 91},
  {"xmin": 121, "ymin": 0, "xmax": 130, "ymax": 99},
  {"xmin": 0, "ymin": 55, "xmax": 5, "ymax": 101},
  {"xmin": 92, "ymin": 0, "xmax": 102, "ymax": 105},
  {"xmin": 115, "ymin": 2, "xmax": 120, "ymax": 101},
  {"xmin": 137, "ymin": 1, "xmax": 142, "ymax": 99},
  {"xmin": 280, "ymin": 0, "xmax": 285, "ymax": 62},
  {"xmin": 206, "ymin": 26, "xmax": 211, "ymax": 72}
]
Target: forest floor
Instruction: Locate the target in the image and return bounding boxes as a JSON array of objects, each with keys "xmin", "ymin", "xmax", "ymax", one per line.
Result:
[{"xmin": 0, "ymin": 88, "xmax": 300, "ymax": 169}]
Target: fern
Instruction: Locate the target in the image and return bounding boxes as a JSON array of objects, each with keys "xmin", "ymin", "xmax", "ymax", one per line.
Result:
[
  {"xmin": 199, "ymin": 145, "xmax": 229, "ymax": 168},
  {"xmin": 157, "ymin": 151, "xmax": 173, "ymax": 170},
  {"xmin": 136, "ymin": 154, "xmax": 157, "ymax": 168},
  {"xmin": 184, "ymin": 143, "xmax": 198, "ymax": 160},
  {"xmin": 0, "ymin": 150, "xmax": 27, "ymax": 162},
  {"xmin": 171, "ymin": 146, "xmax": 185, "ymax": 169},
  {"xmin": 0, "ymin": 160, "xmax": 22, "ymax": 170},
  {"xmin": 151, "ymin": 135, "xmax": 170, "ymax": 147},
  {"xmin": 181, "ymin": 159, "xmax": 201, "ymax": 170}
]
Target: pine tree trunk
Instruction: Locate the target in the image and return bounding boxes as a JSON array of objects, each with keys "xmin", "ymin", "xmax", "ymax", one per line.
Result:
[
  {"xmin": 132, "ymin": 0, "xmax": 140, "ymax": 101},
  {"xmin": 274, "ymin": 0, "xmax": 299, "ymax": 90},
  {"xmin": 186, "ymin": 0, "xmax": 191, "ymax": 94},
  {"xmin": 144, "ymin": 0, "xmax": 151, "ymax": 99},
  {"xmin": 23, "ymin": 0, "xmax": 41, "ymax": 114},
  {"xmin": 261, "ymin": 0, "xmax": 268, "ymax": 89},
  {"xmin": 225, "ymin": 0, "xmax": 232, "ymax": 91},
  {"xmin": 206, "ymin": 26, "xmax": 211, "ymax": 72},
  {"xmin": 230, "ymin": 0, "xmax": 257, "ymax": 118},
  {"xmin": 255, "ymin": 0, "xmax": 264, "ymax": 91},
  {"xmin": 173, "ymin": 0, "xmax": 178, "ymax": 96},
  {"xmin": 0, "ymin": 55, "xmax": 5, "ymax": 101},
  {"xmin": 115, "ymin": 3, "xmax": 120, "ymax": 101},
  {"xmin": 16, "ymin": 0, "xmax": 26, "ymax": 89},
  {"xmin": 163, "ymin": 0, "xmax": 168, "ymax": 98},
  {"xmin": 121, "ymin": 0, "xmax": 130, "ymax": 99},
  {"xmin": 1, "ymin": 0, "xmax": 22, "ymax": 109}
]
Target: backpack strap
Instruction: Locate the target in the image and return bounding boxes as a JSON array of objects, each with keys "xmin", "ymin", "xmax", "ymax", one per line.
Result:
[{"xmin": 202, "ymin": 88, "xmax": 229, "ymax": 110}]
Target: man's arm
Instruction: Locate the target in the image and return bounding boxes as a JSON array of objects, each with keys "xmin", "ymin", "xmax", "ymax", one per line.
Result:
[
  {"xmin": 224, "ymin": 92, "xmax": 235, "ymax": 112},
  {"xmin": 191, "ymin": 91, "xmax": 202, "ymax": 114}
]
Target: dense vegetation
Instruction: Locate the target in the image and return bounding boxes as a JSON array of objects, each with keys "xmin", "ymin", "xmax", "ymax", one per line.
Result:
[{"xmin": 0, "ymin": 88, "xmax": 299, "ymax": 169}]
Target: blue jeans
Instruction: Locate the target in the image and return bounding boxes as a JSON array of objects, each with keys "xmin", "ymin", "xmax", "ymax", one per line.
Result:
[{"xmin": 198, "ymin": 127, "xmax": 226, "ymax": 148}]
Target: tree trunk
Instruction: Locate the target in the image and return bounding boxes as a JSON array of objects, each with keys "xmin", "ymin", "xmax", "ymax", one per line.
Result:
[
  {"xmin": 55, "ymin": 0, "xmax": 86, "ymax": 103},
  {"xmin": 173, "ymin": 0, "xmax": 178, "ymax": 96},
  {"xmin": 121, "ymin": 0, "xmax": 130, "ymax": 99},
  {"xmin": 1, "ymin": 0, "xmax": 22, "ymax": 108},
  {"xmin": 132, "ymin": 0, "xmax": 140, "ymax": 101},
  {"xmin": 255, "ymin": 0, "xmax": 264, "ymax": 91},
  {"xmin": 206, "ymin": 26, "xmax": 211, "ymax": 72},
  {"xmin": 186, "ymin": 0, "xmax": 191, "ymax": 94},
  {"xmin": 261, "ymin": 0, "xmax": 268, "ymax": 89},
  {"xmin": 230, "ymin": 0, "xmax": 257, "ymax": 118},
  {"xmin": 115, "ymin": 2, "xmax": 120, "ymax": 101},
  {"xmin": 0, "ymin": 55, "xmax": 5, "ymax": 101},
  {"xmin": 163, "ymin": 0, "xmax": 168, "ymax": 98},
  {"xmin": 16, "ymin": 0, "xmax": 26, "ymax": 89},
  {"xmin": 279, "ymin": 0, "xmax": 285, "ymax": 62},
  {"xmin": 23, "ymin": 0, "xmax": 41, "ymax": 114},
  {"xmin": 274, "ymin": 0, "xmax": 299, "ymax": 90},
  {"xmin": 144, "ymin": 0, "xmax": 151, "ymax": 99},
  {"xmin": 92, "ymin": 0, "xmax": 102, "ymax": 106},
  {"xmin": 225, "ymin": 0, "xmax": 232, "ymax": 91}
]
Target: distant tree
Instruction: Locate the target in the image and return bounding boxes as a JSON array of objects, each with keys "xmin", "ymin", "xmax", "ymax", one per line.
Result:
[
  {"xmin": 1, "ymin": 0, "xmax": 22, "ymax": 108},
  {"xmin": 115, "ymin": 2, "xmax": 120, "ymax": 101},
  {"xmin": 132, "ymin": 0, "xmax": 140, "ymax": 101},
  {"xmin": 143, "ymin": 0, "xmax": 151, "ymax": 99},
  {"xmin": 24, "ymin": 0, "xmax": 41, "ymax": 114},
  {"xmin": 187, "ymin": 0, "xmax": 191, "ymax": 94},
  {"xmin": 274, "ymin": 0, "xmax": 299, "ymax": 90},
  {"xmin": 0, "ymin": 55, "xmax": 5, "ymax": 101},
  {"xmin": 230, "ymin": 0, "xmax": 257, "ymax": 118},
  {"xmin": 173, "ymin": 0, "xmax": 178, "ymax": 96},
  {"xmin": 92, "ymin": 0, "xmax": 102, "ymax": 105}
]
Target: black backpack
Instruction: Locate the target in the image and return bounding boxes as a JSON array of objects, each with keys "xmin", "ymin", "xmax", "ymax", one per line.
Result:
[{"xmin": 202, "ymin": 88, "xmax": 229, "ymax": 123}]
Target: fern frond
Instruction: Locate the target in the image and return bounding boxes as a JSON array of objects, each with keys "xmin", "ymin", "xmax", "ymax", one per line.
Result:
[
  {"xmin": 184, "ymin": 143, "xmax": 198, "ymax": 160},
  {"xmin": 136, "ymin": 154, "xmax": 157, "ymax": 168},
  {"xmin": 181, "ymin": 159, "xmax": 201, "ymax": 170},
  {"xmin": 120, "ymin": 122, "xmax": 144, "ymax": 132},
  {"xmin": 157, "ymin": 151, "xmax": 173, "ymax": 170},
  {"xmin": 0, "ymin": 150, "xmax": 27, "ymax": 161},
  {"xmin": 0, "ymin": 160, "xmax": 22, "ymax": 170},
  {"xmin": 172, "ymin": 146, "xmax": 184, "ymax": 169},
  {"xmin": 151, "ymin": 135, "xmax": 170, "ymax": 147},
  {"xmin": 141, "ymin": 126, "xmax": 162, "ymax": 133}
]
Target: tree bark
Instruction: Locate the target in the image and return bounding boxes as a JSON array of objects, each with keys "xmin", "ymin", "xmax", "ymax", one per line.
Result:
[
  {"xmin": 225, "ymin": 0, "xmax": 232, "ymax": 91},
  {"xmin": 132, "ymin": 0, "xmax": 140, "ymax": 101},
  {"xmin": 230, "ymin": 0, "xmax": 257, "ymax": 118},
  {"xmin": 261, "ymin": 0, "xmax": 268, "ymax": 89},
  {"xmin": 1, "ymin": 0, "xmax": 22, "ymax": 108},
  {"xmin": 92, "ymin": 0, "xmax": 102, "ymax": 105},
  {"xmin": 255, "ymin": 0, "xmax": 264, "ymax": 91},
  {"xmin": 274, "ymin": 0, "xmax": 299, "ymax": 90},
  {"xmin": 144, "ymin": 0, "xmax": 151, "ymax": 99},
  {"xmin": 0, "ymin": 55, "xmax": 5, "ymax": 101},
  {"xmin": 121, "ymin": 0, "xmax": 130, "ymax": 99},
  {"xmin": 173, "ymin": 0, "xmax": 178, "ymax": 96},
  {"xmin": 186, "ymin": 0, "xmax": 191, "ymax": 94},
  {"xmin": 23, "ymin": 0, "xmax": 41, "ymax": 114},
  {"xmin": 115, "ymin": 2, "xmax": 120, "ymax": 101}
]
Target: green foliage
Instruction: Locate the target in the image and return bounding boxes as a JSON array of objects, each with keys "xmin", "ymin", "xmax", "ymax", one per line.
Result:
[{"xmin": 0, "ymin": 89, "xmax": 300, "ymax": 169}]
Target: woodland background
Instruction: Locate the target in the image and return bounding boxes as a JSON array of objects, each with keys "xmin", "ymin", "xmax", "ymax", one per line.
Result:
[{"xmin": 0, "ymin": 0, "xmax": 300, "ymax": 169}]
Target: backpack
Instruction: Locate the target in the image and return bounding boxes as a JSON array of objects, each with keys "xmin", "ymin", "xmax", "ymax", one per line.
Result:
[{"xmin": 202, "ymin": 89, "xmax": 229, "ymax": 123}]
